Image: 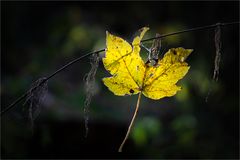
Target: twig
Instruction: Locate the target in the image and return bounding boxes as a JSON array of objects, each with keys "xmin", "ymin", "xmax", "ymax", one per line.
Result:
[
  {"xmin": 141, "ymin": 21, "xmax": 239, "ymax": 42},
  {"xmin": 1, "ymin": 21, "xmax": 239, "ymax": 116},
  {"xmin": 1, "ymin": 50, "xmax": 104, "ymax": 116}
]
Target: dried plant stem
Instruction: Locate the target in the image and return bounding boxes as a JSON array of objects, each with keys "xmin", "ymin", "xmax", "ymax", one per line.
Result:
[
  {"xmin": 84, "ymin": 53, "xmax": 100, "ymax": 137},
  {"xmin": 118, "ymin": 92, "xmax": 142, "ymax": 152}
]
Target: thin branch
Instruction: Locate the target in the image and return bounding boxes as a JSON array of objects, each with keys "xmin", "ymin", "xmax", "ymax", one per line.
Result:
[
  {"xmin": 1, "ymin": 50, "xmax": 104, "ymax": 116},
  {"xmin": 1, "ymin": 21, "xmax": 239, "ymax": 116},
  {"xmin": 141, "ymin": 21, "xmax": 239, "ymax": 42}
]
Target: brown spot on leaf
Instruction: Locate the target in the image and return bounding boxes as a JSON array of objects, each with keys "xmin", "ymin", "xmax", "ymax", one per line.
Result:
[
  {"xmin": 173, "ymin": 50, "xmax": 177, "ymax": 55},
  {"xmin": 136, "ymin": 65, "xmax": 139, "ymax": 71},
  {"xmin": 129, "ymin": 89, "xmax": 134, "ymax": 94}
]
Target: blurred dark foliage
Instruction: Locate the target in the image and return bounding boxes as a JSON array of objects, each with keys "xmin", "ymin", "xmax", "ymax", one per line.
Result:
[{"xmin": 1, "ymin": 1, "xmax": 239, "ymax": 159}]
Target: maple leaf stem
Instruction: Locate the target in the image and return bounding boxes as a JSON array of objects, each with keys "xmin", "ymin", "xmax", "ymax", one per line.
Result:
[{"xmin": 118, "ymin": 92, "xmax": 142, "ymax": 152}]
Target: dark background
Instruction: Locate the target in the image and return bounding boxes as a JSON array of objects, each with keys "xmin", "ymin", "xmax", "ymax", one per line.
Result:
[{"xmin": 1, "ymin": 1, "xmax": 239, "ymax": 159}]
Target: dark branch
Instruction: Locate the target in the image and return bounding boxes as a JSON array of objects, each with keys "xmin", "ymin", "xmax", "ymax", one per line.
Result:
[
  {"xmin": 1, "ymin": 49, "xmax": 104, "ymax": 116},
  {"xmin": 1, "ymin": 21, "xmax": 239, "ymax": 116},
  {"xmin": 141, "ymin": 21, "xmax": 239, "ymax": 42}
]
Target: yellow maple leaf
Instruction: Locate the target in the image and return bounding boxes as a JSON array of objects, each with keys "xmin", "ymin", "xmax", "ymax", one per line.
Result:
[
  {"xmin": 102, "ymin": 27, "xmax": 193, "ymax": 152},
  {"xmin": 103, "ymin": 28, "xmax": 192, "ymax": 100}
]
